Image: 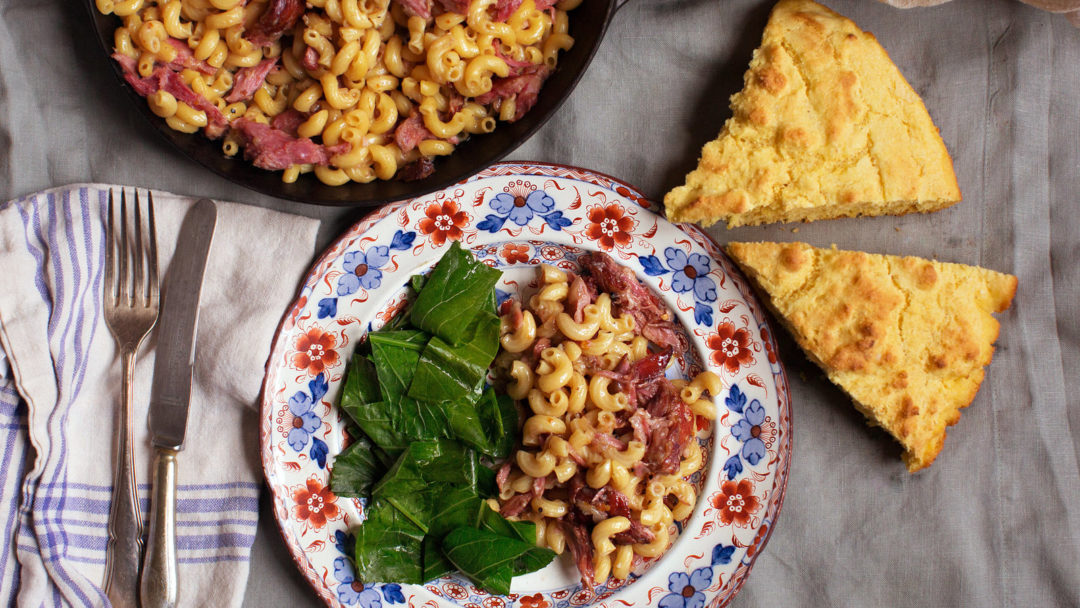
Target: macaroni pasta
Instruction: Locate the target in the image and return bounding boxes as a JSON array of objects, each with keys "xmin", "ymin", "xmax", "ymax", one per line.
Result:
[
  {"xmin": 97, "ymin": 0, "xmax": 578, "ymax": 184},
  {"xmin": 494, "ymin": 264, "xmax": 718, "ymax": 586}
]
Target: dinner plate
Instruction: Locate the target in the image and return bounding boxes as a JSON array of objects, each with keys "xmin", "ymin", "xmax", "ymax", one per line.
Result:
[{"xmin": 260, "ymin": 162, "xmax": 792, "ymax": 608}]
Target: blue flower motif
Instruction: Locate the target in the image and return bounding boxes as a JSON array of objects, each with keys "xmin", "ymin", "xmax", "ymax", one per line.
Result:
[
  {"xmin": 317, "ymin": 297, "xmax": 338, "ymax": 319},
  {"xmin": 693, "ymin": 302, "xmax": 713, "ymax": 326},
  {"xmin": 320, "ymin": 231, "xmax": 413, "ymax": 319},
  {"xmin": 333, "ymin": 557, "xmax": 382, "ymax": 607},
  {"xmin": 339, "ymin": 246, "xmax": 390, "ymax": 295},
  {"xmin": 287, "ymin": 390, "xmax": 322, "ymax": 452},
  {"xmin": 731, "ymin": 398, "xmax": 767, "ymax": 466},
  {"xmin": 725, "ymin": 383, "xmax": 748, "ymax": 414},
  {"xmin": 658, "ymin": 567, "xmax": 713, "ymax": 608},
  {"xmin": 381, "ymin": 584, "xmax": 404, "ymax": 605},
  {"xmin": 389, "ymin": 229, "xmax": 416, "ymax": 251},
  {"xmin": 490, "ymin": 190, "xmax": 555, "ymax": 226},
  {"xmin": 478, "ymin": 189, "xmax": 568, "ymax": 233},
  {"xmin": 722, "ymin": 454, "xmax": 743, "ymax": 480},
  {"xmin": 711, "ymin": 543, "xmax": 736, "ymax": 566},
  {"xmin": 334, "ymin": 530, "xmax": 355, "ymax": 559},
  {"xmin": 665, "ymin": 248, "xmax": 717, "ymax": 302},
  {"xmin": 638, "ymin": 246, "xmax": 717, "ymax": 327},
  {"xmin": 540, "ymin": 210, "xmax": 571, "ymax": 230}
]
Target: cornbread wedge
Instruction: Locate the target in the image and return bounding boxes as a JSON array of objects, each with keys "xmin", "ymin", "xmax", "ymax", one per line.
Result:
[
  {"xmin": 726, "ymin": 241, "xmax": 1016, "ymax": 471},
  {"xmin": 665, "ymin": 0, "xmax": 961, "ymax": 228}
]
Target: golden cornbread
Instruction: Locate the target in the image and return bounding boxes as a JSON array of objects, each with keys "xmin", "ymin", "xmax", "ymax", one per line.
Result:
[
  {"xmin": 726, "ymin": 241, "xmax": 1016, "ymax": 471},
  {"xmin": 665, "ymin": 0, "xmax": 961, "ymax": 228}
]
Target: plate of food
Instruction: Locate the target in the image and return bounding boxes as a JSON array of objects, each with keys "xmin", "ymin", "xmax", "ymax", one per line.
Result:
[
  {"xmin": 85, "ymin": 0, "xmax": 625, "ymax": 205},
  {"xmin": 260, "ymin": 162, "xmax": 792, "ymax": 608}
]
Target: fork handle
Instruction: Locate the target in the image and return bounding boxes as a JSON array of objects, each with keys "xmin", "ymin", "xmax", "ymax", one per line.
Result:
[
  {"xmin": 104, "ymin": 350, "xmax": 144, "ymax": 608},
  {"xmin": 141, "ymin": 446, "xmax": 178, "ymax": 608}
]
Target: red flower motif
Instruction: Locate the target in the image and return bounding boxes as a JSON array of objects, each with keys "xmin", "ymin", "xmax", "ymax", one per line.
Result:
[
  {"xmin": 502, "ymin": 243, "xmax": 530, "ymax": 264},
  {"xmin": 761, "ymin": 327, "xmax": 777, "ymax": 365},
  {"xmin": 706, "ymin": 322, "xmax": 754, "ymax": 374},
  {"xmin": 539, "ymin": 245, "xmax": 563, "ymax": 261},
  {"xmin": 418, "ymin": 200, "xmax": 468, "ymax": 245},
  {"xmin": 519, "ymin": 593, "xmax": 550, "ymax": 608},
  {"xmin": 711, "ymin": 478, "xmax": 760, "ymax": 527},
  {"xmin": 584, "ymin": 204, "xmax": 634, "ymax": 251},
  {"xmin": 291, "ymin": 327, "xmax": 339, "ymax": 375},
  {"xmin": 292, "ymin": 478, "xmax": 339, "ymax": 528}
]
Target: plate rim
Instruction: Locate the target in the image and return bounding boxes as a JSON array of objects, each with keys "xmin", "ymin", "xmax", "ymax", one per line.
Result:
[{"xmin": 258, "ymin": 160, "xmax": 793, "ymax": 608}]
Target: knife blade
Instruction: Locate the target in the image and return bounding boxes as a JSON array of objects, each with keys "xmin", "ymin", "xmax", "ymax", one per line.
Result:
[
  {"xmin": 147, "ymin": 198, "xmax": 216, "ymax": 449},
  {"xmin": 141, "ymin": 198, "xmax": 217, "ymax": 608}
]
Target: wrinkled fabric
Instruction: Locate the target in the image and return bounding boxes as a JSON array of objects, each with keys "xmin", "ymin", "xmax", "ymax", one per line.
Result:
[
  {"xmin": 0, "ymin": 187, "xmax": 319, "ymax": 607},
  {"xmin": 880, "ymin": 0, "xmax": 1080, "ymax": 26},
  {"xmin": 0, "ymin": 0, "xmax": 1076, "ymax": 607}
]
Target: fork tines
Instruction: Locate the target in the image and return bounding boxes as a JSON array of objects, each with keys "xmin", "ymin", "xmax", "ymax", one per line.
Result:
[{"xmin": 106, "ymin": 190, "xmax": 158, "ymax": 309}]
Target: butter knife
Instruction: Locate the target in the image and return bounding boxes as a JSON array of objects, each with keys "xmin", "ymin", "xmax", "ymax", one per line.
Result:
[{"xmin": 141, "ymin": 199, "xmax": 217, "ymax": 608}]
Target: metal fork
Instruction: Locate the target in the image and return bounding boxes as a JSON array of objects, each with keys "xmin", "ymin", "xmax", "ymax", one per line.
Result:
[{"xmin": 102, "ymin": 190, "xmax": 159, "ymax": 608}]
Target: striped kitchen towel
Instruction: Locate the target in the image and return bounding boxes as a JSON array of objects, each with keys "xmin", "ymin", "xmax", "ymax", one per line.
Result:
[{"xmin": 0, "ymin": 185, "xmax": 321, "ymax": 607}]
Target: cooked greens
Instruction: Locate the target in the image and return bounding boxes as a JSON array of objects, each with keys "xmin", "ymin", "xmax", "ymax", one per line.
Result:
[
  {"xmin": 331, "ymin": 242, "xmax": 552, "ymax": 594},
  {"xmin": 409, "ymin": 311, "xmax": 500, "ymax": 403},
  {"xmin": 410, "ymin": 241, "xmax": 502, "ymax": 344},
  {"xmin": 329, "ymin": 437, "xmax": 383, "ymax": 500},
  {"xmin": 352, "ymin": 497, "xmax": 426, "ymax": 584},
  {"xmin": 442, "ymin": 527, "xmax": 556, "ymax": 595}
]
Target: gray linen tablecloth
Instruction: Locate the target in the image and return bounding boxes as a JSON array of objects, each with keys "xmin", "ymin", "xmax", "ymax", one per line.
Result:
[{"xmin": 1, "ymin": 0, "xmax": 1077, "ymax": 605}]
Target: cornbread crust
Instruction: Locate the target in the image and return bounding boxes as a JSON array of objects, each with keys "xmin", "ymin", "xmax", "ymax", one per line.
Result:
[
  {"xmin": 665, "ymin": 0, "xmax": 961, "ymax": 228},
  {"xmin": 726, "ymin": 241, "xmax": 1016, "ymax": 471}
]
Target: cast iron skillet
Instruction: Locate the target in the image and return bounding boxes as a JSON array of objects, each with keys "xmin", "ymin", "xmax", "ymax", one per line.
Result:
[{"xmin": 84, "ymin": 0, "xmax": 629, "ymax": 206}]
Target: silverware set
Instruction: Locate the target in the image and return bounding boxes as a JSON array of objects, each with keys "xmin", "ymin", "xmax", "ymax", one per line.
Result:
[{"xmin": 101, "ymin": 190, "xmax": 217, "ymax": 608}]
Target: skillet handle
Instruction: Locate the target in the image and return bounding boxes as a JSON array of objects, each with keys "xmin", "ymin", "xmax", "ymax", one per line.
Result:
[{"xmin": 612, "ymin": 0, "xmax": 630, "ymax": 16}]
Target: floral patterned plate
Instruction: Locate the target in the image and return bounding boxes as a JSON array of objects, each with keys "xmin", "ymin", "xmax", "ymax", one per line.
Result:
[{"xmin": 260, "ymin": 162, "xmax": 792, "ymax": 608}]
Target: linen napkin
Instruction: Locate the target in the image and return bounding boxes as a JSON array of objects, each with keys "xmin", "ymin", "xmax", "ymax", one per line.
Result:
[
  {"xmin": 0, "ymin": 185, "xmax": 320, "ymax": 607},
  {"xmin": 878, "ymin": 0, "xmax": 1080, "ymax": 25}
]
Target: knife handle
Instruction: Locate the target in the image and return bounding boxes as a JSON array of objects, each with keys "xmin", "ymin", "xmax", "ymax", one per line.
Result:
[{"xmin": 141, "ymin": 446, "xmax": 178, "ymax": 608}]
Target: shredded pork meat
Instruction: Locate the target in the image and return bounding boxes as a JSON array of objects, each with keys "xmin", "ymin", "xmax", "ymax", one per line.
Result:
[
  {"xmin": 245, "ymin": 0, "xmax": 305, "ymax": 47},
  {"xmin": 226, "ymin": 58, "xmax": 279, "ymax": 103},
  {"xmin": 496, "ymin": 255, "xmax": 705, "ymax": 589},
  {"xmin": 231, "ymin": 118, "xmax": 349, "ymax": 170},
  {"xmin": 579, "ymin": 252, "xmax": 684, "ymax": 351}
]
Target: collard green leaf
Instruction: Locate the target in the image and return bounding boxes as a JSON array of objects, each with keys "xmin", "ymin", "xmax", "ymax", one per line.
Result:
[
  {"xmin": 441, "ymin": 527, "xmax": 556, "ymax": 595},
  {"xmin": 443, "ymin": 394, "xmax": 490, "ymax": 457},
  {"xmin": 340, "ymin": 355, "xmax": 408, "ymax": 454},
  {"xmin": 408, "ymin": 311, "xmax": 500, "ymax": 403},
  {"xmin": 369, "ymin": 330, "xmax": 427, "ymax": 404},
  {"xmin": 421, "ymin": 494, "xmax": 492, "ymax": 583},
  {"xmin": 373, "ymin": 440, "xmax": 480, "ymax": 531},
  {"xmin": 341, "ymin": 355, "xmax": 382, "ymax": 413},
  {"xmin": 410, "ymin": 242, "xmax": 502, "ymax": 345},
  {"xmin": 475, "ymin": 454, "xmax": 497, "ymax": 498},
  {"xmin": 380, "ymin": 308, "xmax": 413, "ymax": 332},
  {"xmin": 341, "ymin": 398, "xmax": 454, "ymax": 461},
  {"xmin": 330, "ymin": 438, "xmax": 384, "ymax": 499},
  {"xmin": 373, "ymin": 440, "xmax": 479, "ymax": 492},
  {"xmin": 475, "ymin": 389, "xmax": 518, "ymax": 460},
  {"xmin": 427, "ymin": 486, "xmax": 486, "ymax": 539},
  {"xmin": 410, "ymin": 273, "xmax": 428, "ymax": 294},
  {"xmin": 354, "ymin": 497, "xmax": 426, "ymax": 585},
  {"xmin": 341, "ymin": 399, "xmax": 406, "ymax": 455},
  {"xmin": 479, "ymin": 507, "xmax": 535, "ymax": 544},
  {"xmin": 422, "ymin": 535, "xmax": 455, "ymax": 583},
  {"xmin": 365, "ymin": 331, "xmax": 457, "ymax": 448}
]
